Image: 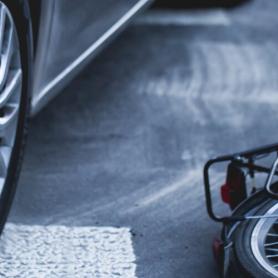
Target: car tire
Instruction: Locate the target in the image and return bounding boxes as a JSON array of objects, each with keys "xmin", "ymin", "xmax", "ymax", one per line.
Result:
[{"xmin": 0, "ymin": 0, "xmax": 33, "ymax": 234}]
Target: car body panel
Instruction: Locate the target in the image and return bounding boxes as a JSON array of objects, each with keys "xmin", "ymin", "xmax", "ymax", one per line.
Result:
[{"xmin": 30, "ymin": 0, "xmax": 152, "ymax": 115}]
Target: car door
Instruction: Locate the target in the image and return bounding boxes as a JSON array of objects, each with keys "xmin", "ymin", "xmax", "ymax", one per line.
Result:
[{"xmin": 31, "ymin": 0, "xmax": 151, "ymax": 114}]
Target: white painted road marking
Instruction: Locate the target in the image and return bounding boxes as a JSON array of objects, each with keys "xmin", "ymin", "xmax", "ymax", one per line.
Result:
[
  {"xmin": 127, "ymin": 168, "xmax": 201, "ymax": 213},
  {"xmin": 0, "ymin": 224, "xmax": 137, "ymax": 278},
  {"xmin": 135, "ymin": 10, "xmax": 230, "ymax": 26}
]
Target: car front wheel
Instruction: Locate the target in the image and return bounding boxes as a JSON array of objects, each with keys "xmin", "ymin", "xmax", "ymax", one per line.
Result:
[{"xmin": 0, "ymin": 0, "xmax": 32, "ymax": 234}]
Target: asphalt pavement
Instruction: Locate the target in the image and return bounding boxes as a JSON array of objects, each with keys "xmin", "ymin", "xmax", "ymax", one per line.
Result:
[{"xmin": 6, "ymin": 0, "xmax": 278, "ymax": 277}]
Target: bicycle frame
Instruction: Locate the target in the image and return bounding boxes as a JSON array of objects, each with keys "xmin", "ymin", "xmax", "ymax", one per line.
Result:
[{"xmin": 204, "ymin": 142, "xmax": 278, "ymax": 223}]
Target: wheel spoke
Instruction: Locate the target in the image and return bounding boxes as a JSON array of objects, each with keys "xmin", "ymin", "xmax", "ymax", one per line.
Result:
[
  {"xmin": 0, "ymin": 69, "xmax": 21, "ymax": 107},
  {"xmin": 265, "ymin": 248, "xmax": 278, "ymax": 252},
  {"xmin": 0, "ymin": 177, "xmax": 4, "ymax": 194},
  {"xmin": 267, "ymin": 233, "xmax": 278, "ymax": 237},
  {"xmin": 265, "ymin": 242, "xmax": 278, "ymax": 247},
  {"xmin": 267, "ymin": 254, "xmax": 278, "ymax": 259},
  {"xmin": 0, "ymin": 24, "xmax": 14, "ymax": 91},
  {"xmin": 0, "ymin": 6, "xmax": 6, "ymax": 53},
  {"xmin": 0, "ymin": 146, "xmax": 11, "ymax": 177},
  {"xmin": 0, "ymin": 103, "xmax": 19, "ymax": 133}
]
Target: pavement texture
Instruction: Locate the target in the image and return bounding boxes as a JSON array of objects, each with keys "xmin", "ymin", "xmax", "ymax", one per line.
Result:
[{"xmin": 5, "ymin": 0, "xmax": 278, "ymax": 277}]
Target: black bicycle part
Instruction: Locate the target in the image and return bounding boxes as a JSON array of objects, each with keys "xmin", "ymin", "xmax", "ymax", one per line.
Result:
[{"xmin": 204, "ymin": 142, "xmax": 278, "ymax": 223}]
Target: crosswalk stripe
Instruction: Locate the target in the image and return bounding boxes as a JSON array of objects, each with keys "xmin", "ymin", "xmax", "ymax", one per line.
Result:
[{"xmin": 0, "ymin": 224, "xmax": 137, "ymax": 278}]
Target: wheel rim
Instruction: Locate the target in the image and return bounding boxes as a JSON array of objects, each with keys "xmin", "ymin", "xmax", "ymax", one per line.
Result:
[
  {"xmin": 0, "ymin": 2, "xmax": 22, "ymax": 195},
  {"xmin": 251, "ymin": 202, "xmax": 278, "ymax": 276}
]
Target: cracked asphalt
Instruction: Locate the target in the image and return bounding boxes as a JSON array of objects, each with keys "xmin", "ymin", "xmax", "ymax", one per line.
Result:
[{"xmin": 6, "ymin": 0, "xmax": 278, "ymax": 277}]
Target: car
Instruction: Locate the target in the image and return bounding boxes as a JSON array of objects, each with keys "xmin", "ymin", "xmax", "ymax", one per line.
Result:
[{"xmin": 0, "ymin": 0, "xmax": 154, "ymax": 233}]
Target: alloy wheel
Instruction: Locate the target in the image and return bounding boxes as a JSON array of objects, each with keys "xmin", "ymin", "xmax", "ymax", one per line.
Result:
[{"xmin": 0, "ymin": 2, "xmax": 22, "ymax": 195}]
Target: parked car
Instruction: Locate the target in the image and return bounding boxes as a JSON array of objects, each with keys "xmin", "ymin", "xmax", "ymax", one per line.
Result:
[
  {"xmin": 0, "ymin": 0, "xmax": 153, "ymax": 233},
  {"xmin": 0, "ymin": 0, "xmax": 244, "ymax": 234}
]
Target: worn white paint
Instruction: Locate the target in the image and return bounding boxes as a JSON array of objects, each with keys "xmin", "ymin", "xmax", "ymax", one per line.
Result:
[
  {"xmin": 0, "ymin": 224, "xmax": 137, "ymax": 278},
  {"xmin": 130, "ymin": 168, "xmax": 201, "ymax": 210}
]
